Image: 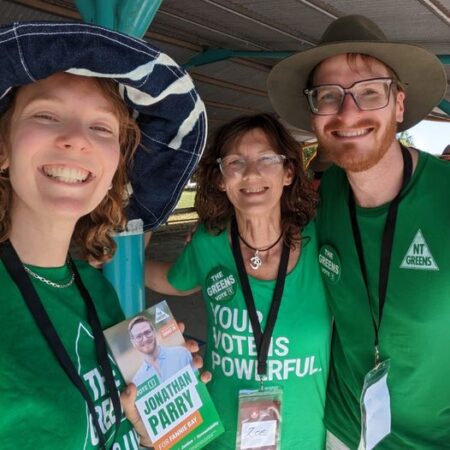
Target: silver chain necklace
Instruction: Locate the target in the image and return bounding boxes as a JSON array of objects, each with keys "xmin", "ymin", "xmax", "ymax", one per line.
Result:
[{"xmin": 23, "ymin": 261, "xmax": 75, "ymax": 289}]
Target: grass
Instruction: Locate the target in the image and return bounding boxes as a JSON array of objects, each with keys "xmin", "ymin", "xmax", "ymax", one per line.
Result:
[
  {"xmin": 175, "ymin": 190, "xmax": 196, "ymax": 209},
  {"xmin": 167, "ymin": 190, "xmax": 198, "ymax": 224}
]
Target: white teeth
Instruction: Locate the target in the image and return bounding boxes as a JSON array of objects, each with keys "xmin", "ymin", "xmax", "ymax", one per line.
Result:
[
  {"xmin": 242, "ymin": 187, "xmax": 266, "ymax": 193},
  {"xmin": 43, "ymin": 166, "xmax": 90, "ymax": 183},
  {"xmin": 336, "ymin": 129, "xmax": 370, "ymax": 137}
]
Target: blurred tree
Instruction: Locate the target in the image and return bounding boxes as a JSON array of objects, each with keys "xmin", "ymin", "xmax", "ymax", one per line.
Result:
[{"xmin": 397, "ymin": 131, "xmax": 415, "ymax": 147}]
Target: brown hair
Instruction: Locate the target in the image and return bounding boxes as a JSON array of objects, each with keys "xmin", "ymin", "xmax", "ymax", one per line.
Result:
[
  {"xmin": 0, "ymin": 77, "xmax": 140, "ymax": 263},
  {"xmin": 195, "ymin": 113, "xmax": 318, "ymax": 246}
]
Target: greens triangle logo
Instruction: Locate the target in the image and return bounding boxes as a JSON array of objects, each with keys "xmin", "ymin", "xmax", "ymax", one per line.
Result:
[
  {"xmin": 400, "ymin": 229, "xmax": 439, "ymax": 271},
  {"xmin": 155, "ymin": 307, "xmax": 170, "ymax": 323}
]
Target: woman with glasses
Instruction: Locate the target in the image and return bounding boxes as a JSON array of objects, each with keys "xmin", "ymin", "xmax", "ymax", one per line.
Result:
[{"xmin": 144, "ymin": 113, "xmax": 331, "ymax": 449}]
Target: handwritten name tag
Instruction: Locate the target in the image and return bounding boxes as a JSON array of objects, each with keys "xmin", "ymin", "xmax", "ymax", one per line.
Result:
[{"xmin": 241, "ymin": 420, "xmax": 276, "ymax": 449}]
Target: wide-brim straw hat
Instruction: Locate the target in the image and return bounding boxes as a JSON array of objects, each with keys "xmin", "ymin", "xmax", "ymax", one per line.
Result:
[
  {"xmin": 0, "ymin": 22, "xmax": 207, "ymax": 230},
  {"xmin": 268, "ymin": 15, "xmax": 447, "ymax": 132}
]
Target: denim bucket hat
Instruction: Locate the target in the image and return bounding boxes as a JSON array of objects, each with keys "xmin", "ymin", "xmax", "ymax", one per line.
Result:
[
  {"xmin": 268, "ymin": 15, "xmax": 447, "ymax": 132},
  {"xmin": 0, "ymin": 21, "xmax": 207, "ymax": 230}
]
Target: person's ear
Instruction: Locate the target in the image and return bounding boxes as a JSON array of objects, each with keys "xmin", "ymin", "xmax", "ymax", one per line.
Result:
[
  {"xmin": 0, "ymin": 159, "xmax": 9, "ymax": 172},
  {"xmin": 218, "ymin": 178, "xmax": 227, "ymax": 192},
  {"xmin": 0, "ymin": 143, "xmax": 10, "ymax": 172},
  {"xmin": 395, "ymin": 91, "xmax": 406, "ymax": 124},
  {"xmin": 283, "ymin": 165, "xmax": 294, "ymax": 186}
]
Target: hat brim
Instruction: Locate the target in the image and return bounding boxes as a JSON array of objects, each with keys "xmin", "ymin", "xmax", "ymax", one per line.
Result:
[
  {"xmin": 0, "ymin": 22, "xmax": 207, "ymax": 230},
  {"xmin": 268, "ymin": 41, "xmax": 447, "ymax": 133}
]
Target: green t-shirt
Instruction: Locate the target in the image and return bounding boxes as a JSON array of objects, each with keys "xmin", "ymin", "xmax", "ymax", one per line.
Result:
[
  {"xmin": 0, "ymin": 259, "xmax": 139, "ymax": 450},
  {"xmin": 317, "ymin": 152, "xmax": 450, "ymax": 449},
  {"xmin": 168, "ymin": 221, "xmax": 331, "ymax": 450}
]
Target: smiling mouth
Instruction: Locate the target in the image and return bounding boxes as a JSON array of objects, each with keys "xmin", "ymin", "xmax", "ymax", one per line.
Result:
[
  {"xmin": 241, "ymin": 187, "xmax": 268, "ymax": 194},
  {"xmin": 333, "ymin": 128, "xmax": 373, "ymax": 138},
  {"xmin": 42, "ymin": 165, "xmax": 92, "ymax": 184}
]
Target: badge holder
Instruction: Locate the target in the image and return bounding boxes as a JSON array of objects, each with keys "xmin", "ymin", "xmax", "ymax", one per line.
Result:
[
  {"xmin": 359, "ymin": 356, "xmax": 391, "ymax": 450},
  {"xmin": 236, "ymin": 385, "xmax": 283, "ymax": 450}
]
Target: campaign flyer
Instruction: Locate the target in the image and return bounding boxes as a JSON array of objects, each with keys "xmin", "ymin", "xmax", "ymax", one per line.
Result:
[{"xmin": 104, "ymin": 300, "xmax": 224, "ymax": 450}]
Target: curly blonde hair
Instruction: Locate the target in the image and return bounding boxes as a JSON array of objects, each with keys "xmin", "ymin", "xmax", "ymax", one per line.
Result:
[
  {"xmin": 195, "ymin": 113, "xmax": 319, "ymax": 246},
  {"xmin": 0, "ymin": 77, "xmax": 140, "ymax": 263}
]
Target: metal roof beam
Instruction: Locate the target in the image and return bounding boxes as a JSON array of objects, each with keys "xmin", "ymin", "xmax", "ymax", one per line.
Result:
[
  {"xmin": 158, "ymin": 9, "xmax": 272, "ymax": 50},
  {"xmin": 204, "ymin": 100, "xmax": 260, "ymax": 113},
  {"xmin": 418, "ymin": 0, "xmax": 450, "ymax": 26},
  {"xmin": 438, "ymin": 100, "xmax": 450, "ymax": 115},
  {"xmin": 190, "ymin": 72, "xmax": 267, "ymax": 97},
  {"xmin": 183, "ymin": 49, "xmax": 294, "ymax": 69},
  {"xmin": 13, "ymin": 0, "xmax": 80, "ymax": 19},
  {"xmin": 198, "ymin": 0, "xmax": 315, "ymax": 46},
  {"xmin": 295, "ymin": 0, "xmax": 339, "ymax": 19}
]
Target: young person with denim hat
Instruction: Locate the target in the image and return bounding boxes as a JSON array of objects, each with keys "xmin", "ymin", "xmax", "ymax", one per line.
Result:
[
  {"xmin": 0, "ymin": 21, "xmax": 206, "ymax": 449},
  {"xmin": 269, "ymin": 14, "xmax": 449, "ymax": 450}
]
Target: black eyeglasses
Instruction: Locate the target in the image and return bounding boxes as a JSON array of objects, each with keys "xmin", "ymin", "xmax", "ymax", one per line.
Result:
[{"xmin": 304, "ymin": 77, "xmax": 396, "ymax": 115}]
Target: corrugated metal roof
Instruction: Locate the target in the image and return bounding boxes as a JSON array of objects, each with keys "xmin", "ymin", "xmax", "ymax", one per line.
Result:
[{"xmin": 0, "ymin": 0, "xmax": 448, "ymax": 140}]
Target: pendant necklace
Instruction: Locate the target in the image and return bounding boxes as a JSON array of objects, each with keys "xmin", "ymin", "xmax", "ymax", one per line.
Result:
[
  {"xmin": 23, "ymin": 260, "xmax": 75, "ymax": 289},
  {"xmin": 238, "ymin": 231, "xmax": 284, "ymax": 270}
]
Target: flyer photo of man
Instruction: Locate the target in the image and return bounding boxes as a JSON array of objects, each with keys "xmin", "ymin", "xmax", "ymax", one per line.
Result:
[{"xmin": 129, "ymin": 316, "xmax": 193, "ymax": 385}]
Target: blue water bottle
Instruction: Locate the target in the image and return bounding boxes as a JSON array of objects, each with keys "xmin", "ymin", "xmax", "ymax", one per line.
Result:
[{"xmin": 103, "ymin": 219, "xmax": 145, "ymax": 318}]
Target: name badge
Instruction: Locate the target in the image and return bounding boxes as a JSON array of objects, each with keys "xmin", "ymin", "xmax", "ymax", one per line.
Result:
[
  {"xmin": 359, "ymin": 359, "xmax": 391, "ymax": 450},
  {"xmin": 236, "ymin": 387, "xmax": 283, "ymax": 450}
]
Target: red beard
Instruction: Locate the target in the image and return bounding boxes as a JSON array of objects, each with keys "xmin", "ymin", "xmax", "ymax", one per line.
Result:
[{"xmin": 319, "ymin": 114, "xmax": 398, "ymax": 173}]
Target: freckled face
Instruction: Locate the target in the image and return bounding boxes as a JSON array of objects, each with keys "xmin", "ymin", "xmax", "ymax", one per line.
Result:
[
  {"xmin": 5, "ymin": 72, "xmax": 121, "ymax": 225},
  {"xmin": 311, "ymin": 54, "xmax": 405, "ymax": 172}
]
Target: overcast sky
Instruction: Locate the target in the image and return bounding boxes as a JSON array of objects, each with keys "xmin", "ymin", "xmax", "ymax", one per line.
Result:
[{"xmin": 408, "ymin": 120, "xmax": 449, "ymax": 155}]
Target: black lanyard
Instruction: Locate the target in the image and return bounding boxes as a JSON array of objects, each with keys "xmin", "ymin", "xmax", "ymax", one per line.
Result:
[
  {"xmin": 348, "ymin": 145, "xmax": 412, "ymax": 362},
  {"xmin": 230, "ymin": 217, "xmax": 290, "ymax": 376},
  {"xmin": 0, "ymin": 240, "xmax": 122, "ymax": 449}
]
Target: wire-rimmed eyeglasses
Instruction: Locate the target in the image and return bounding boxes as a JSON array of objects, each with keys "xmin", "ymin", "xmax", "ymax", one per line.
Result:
[
  {"xmin": 304, "ymin": 77, "xmax": 396, "ymax": 115},
  {"xmin": 217, "ymin": 153, "xmax": 287, "ymax": 177}
]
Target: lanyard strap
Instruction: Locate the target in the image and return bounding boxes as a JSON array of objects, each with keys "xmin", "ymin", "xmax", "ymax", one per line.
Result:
[
  {"xmin": 230, "ymin": 217, "xmax": 290, "ymax": 376},
  {"xmin": 0, "ymin": 240, "xmax": 122, "ymax": 450},
  {"xmin": 348, "ymin": 145, "xmax": 412, "ymax": 352}
]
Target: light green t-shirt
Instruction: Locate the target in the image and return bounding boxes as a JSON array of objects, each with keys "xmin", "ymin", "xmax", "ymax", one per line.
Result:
[
  {"xmin": 317, "ymin": 151, "xmax": 450, "ymax": 449},
  {"xmin": 0, "ymin": 259, "xmax": 139, "ymax": 449},
  {"xmin": 168, "ymin": 221, "xmax": 331, "ymax": 449}
]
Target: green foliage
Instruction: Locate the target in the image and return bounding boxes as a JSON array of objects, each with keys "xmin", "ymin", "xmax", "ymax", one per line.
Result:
[
  {"xmin": 302, "ymin": 144, "xmax": 317, "ymax": 163},
  {"xmin": 397, "ymin": 131, "xmax": 415, "ymax": 147},
  {"xmin": 302, "ymin": 143, "xmax": 318, "ymax": 166}
]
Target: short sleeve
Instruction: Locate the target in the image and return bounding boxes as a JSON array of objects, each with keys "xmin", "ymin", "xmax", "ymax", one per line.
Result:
[
  {"xmin": 75, "ymin": 260, "xmax": 125, "ymax": 328},
  {"xmin": 167, "ymin": 231, "xmax": 201, "ymax": 291}
]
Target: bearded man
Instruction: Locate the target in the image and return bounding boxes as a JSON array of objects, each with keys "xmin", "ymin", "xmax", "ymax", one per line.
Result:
[{"xmin": 269, "ymin": 14, "xmax": 449, "ymax": 450}]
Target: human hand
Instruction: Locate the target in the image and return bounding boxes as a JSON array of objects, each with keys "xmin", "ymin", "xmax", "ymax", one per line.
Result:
[
  {"xmin": 120, "ymin": 383, "xmax": 153, "ymax": 449},
  {"xmin": 178, "ymin": 321, "xmax": 212, "ymax": 383}
]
